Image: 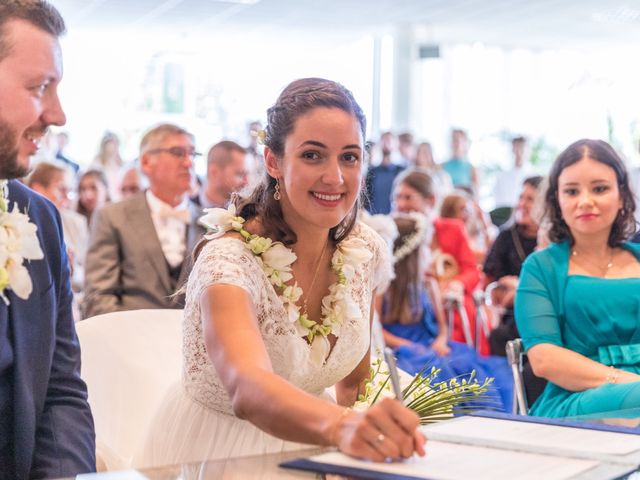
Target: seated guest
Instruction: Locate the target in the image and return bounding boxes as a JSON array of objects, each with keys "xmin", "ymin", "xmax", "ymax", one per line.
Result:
[
  {"xmin": 76, "ymin": 169, "xmax": 109, "ymax": 224},
  {"xmin": 194, "ymin": 140, "xmax": 249, "ymax": 208},
  {"xmin": 392, "ymin": 169, "xmax": 487, "ymax": 354},
  {"xmin": 413, "ymin": 142, "xmax": 453, "ymax": 201},
  {"xmin": 91, "ymin": 130, "xmax": 124, "ymax": 201},
  {"xmin": 27, "ymin": 162, "xmax": 89, "ymax": 297},
  {"xmin": 483, "ymin": 175, "xmax": 542, "ymax": 356},
  {"xmin": 83, "ymin": 123, "xmax": 205, "ymax": 318},
  {"xmin": 136, "ymin": 78, "xmax": 425, "ymax": 467},
  {"xmin": 440, "ymin": 191, "xmax": 495, "ymax": 263},
  {"xmin": 516, "ymin": 139, "xmax": 640, "ymax": 418},
  {"xmin": 55, "ymin": 131, "xmax": 80, "ymax": 173},
  {"xmin": 381, "ymin": 214, "xmax": 512, "ymax": 410},
  {"xmin": 119, "ymin": 165, "xmax": 144, "ymax": 199}
]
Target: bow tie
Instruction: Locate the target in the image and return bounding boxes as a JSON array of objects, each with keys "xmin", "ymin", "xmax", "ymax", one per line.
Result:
[{"xmin": 158, "ymin": 206, "xmax": 190, "ymax": 224}]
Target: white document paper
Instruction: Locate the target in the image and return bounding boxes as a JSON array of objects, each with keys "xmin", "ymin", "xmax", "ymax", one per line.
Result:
[
  {"xmin": 423, "ymin": 416, "xmax": 640, "ymax": 458},
  {"xmin": 309, "ymin": 442, "xmax": 600, "ymax": 480}
]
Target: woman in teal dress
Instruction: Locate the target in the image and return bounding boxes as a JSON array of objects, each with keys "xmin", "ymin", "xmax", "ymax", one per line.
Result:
[{"xmin": 515, "ymin": 138, "xmax": 640, "ymax": 418}]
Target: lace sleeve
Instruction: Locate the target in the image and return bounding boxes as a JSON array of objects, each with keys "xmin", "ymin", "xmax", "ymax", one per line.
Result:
[
  {"xmin": 356, "ymin": 221, "xmax": 394, "ymax": 294},
  {"xmin": 187, "ymin": 237, "xmax": 262, "ymax": 304}
]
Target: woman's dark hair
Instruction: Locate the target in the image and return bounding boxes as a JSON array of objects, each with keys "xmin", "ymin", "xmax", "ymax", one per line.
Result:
[
  {"xmin": 393, "ymin": 168, "xmax": 435, "ymax": 200},
  {"xmin": 382, "ymin": 216, "xmax": 423, "ymax": 325},
  {"xmin": 545, "ymin": 139, "xmax": 636, "ymax": 246},
  {"xmin": 523, "ymin": 175, "xmax": 543, "ymax": 190},
  {"xmin": 440, "ymin": 191, "xmax": 469, "ymax": 219},
  {"xmin": 236, "ymin": 77, "xmax": 367, "ymax": 245},
  {"xmin": 76, "ymin": 169, "xmax": 110, "ymax": 220}
]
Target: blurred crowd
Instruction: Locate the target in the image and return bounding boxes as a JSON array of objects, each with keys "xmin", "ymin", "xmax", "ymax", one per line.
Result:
[{"xmin": 21, "ymin": 124, "xmax": 640, "ymax": 371}]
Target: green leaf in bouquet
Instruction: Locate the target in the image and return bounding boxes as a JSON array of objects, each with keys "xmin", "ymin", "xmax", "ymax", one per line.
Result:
[{"xmin": 362, "ymin": 360, "xmax": 501, "ymax": 424}]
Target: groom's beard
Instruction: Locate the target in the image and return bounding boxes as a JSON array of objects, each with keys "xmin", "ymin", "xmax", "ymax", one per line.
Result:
[{"xmin": 0, "ymin": 119, "xmax": 30, "ymax": 179}]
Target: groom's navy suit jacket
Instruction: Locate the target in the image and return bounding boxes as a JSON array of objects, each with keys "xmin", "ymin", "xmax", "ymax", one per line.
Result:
[{"xmin": 7, "ymin": 180, "xmax": 95, "ymax": 479}]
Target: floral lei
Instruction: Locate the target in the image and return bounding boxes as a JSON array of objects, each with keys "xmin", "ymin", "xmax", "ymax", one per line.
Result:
[
  {"xmin": 199, "ymin": 204, "xmax": 372, "ymax": 366},
  {"xmin": 0, "ymin": 180, "xmax": 44, "ymax": 305}
]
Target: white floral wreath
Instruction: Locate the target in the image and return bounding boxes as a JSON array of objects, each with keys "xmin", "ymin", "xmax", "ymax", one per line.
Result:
[
  {"xmin": 0, "ymin": 180, "xmax": 44, "ymax": 304},
  {"xmin": 198, "ymin": 204, "xmax": 372, "ymax": 366},
  {"xmin": 392, "ymin": 211, "xmax": 429, "ymax": 264}
]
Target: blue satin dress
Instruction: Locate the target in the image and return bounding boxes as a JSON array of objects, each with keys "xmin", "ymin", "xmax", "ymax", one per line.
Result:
[{"xmin": 383, "ymin": 291, "xmax": 513, "ymax": 411}]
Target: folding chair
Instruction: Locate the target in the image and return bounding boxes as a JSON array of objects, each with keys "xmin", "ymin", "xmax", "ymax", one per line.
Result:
[
  {"xmin": 506, "ymin": 338, "xmax": 528, "ymax": 415},
  {"xmin": 472, "ymin": 289, "xmax": 492, "ymax": 353},
  {"xmin": 444, "ymin": 293, "xmax": 474, "ymax": 348}
]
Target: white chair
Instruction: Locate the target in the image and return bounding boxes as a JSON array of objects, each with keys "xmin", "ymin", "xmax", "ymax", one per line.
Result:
[{"xmin": 76, "ymin": 309, "xmax": 183, "ymax": 471}]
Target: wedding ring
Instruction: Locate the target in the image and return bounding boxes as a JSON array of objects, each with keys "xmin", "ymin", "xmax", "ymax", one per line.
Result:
[{"xmin": 376, "ymin": 433, "xmax": 385, "ymax": 444}]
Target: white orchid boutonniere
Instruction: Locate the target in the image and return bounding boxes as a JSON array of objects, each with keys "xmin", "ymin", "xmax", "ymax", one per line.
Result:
[{"xmin": 0, "ymin": 180, "xmax": 44, "ymax": 304}]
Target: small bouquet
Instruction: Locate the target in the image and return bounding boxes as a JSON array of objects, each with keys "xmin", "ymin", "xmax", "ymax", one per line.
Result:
[{"xmin": 355, "ymin": 357, "xmax": 498, "ymax": 424}]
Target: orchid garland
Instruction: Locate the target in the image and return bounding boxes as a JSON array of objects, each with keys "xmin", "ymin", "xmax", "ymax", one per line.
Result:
[
  {"xmin": 0, "ymin": 180, "xmax": 44, "ymax": 305},
  {"xmin": 199, "ymin": 204, "xmax": 372, "ymax": 366}
]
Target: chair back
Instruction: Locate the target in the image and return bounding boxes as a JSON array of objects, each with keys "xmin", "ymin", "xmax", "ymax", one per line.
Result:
[
  {"xmin": 506, "ymin": 338, "xmax": 528, "ymax": 415},
  {"xmin": 77, "ymin": 309, "xmax": 183, "ymax": 470}
]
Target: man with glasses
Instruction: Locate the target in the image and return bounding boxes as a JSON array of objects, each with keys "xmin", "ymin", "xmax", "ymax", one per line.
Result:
[{"xmin": 83, "ymin": 123, "xmax": 206, "ymax": 318}]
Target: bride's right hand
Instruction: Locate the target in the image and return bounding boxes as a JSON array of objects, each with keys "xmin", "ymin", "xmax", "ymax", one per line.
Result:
[{"xmin": 333, "ymin": 397, "xmax": 426, "ymax": 462}]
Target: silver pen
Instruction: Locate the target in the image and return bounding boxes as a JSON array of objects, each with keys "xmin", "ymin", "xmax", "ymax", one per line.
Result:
[{"xmin": 384, "ymin": 347, "xmax": 404, "ymax": 403}]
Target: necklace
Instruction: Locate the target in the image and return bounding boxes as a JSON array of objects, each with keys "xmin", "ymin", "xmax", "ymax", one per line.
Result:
[
  {"xmin": 197, "ymin": 204, "xmax": 373, "ymax": 366},
  {"xmin": 301, "ymin": 240, "xmax": 329, "ymax": 317},
  {"xmin": 571, "ymin": 247, "xmax": 614, "ymax": 275}
]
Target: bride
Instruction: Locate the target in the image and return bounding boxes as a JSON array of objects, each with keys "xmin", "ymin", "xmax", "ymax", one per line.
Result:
[{"xmin": 137, "ymin": 78, "xmax": 426, "ymax": 467}]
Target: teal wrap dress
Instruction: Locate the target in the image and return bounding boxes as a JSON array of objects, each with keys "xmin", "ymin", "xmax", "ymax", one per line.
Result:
[{"xmin": 515, "ymin": 241, "xmax": 640, "ymax": 417}]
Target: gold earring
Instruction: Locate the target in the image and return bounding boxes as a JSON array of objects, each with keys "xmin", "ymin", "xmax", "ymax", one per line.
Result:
[{"xmin": 274, "ymin": 178, "xmax": 281, "ymax": 201}]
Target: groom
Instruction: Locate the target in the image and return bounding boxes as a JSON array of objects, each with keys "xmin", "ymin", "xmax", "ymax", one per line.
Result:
[{"xmin": 0, "ymin": 1, "xmax": 95, "ymax": 478}]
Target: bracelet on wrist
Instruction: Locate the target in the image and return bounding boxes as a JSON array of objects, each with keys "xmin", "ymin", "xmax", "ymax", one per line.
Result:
[
  {"xmin": 329, "ymin": 407, "xmax": 352, "ymax": 447},
  {"xmin": 605, "ymin": 366, "xmax": 620, "ymax": 384}
]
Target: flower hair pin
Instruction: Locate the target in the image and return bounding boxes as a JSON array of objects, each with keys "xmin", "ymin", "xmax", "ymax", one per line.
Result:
[
  {"xmin": 256, "ymin": 129, "xmax": 267, "ymax": 145},
  {"xmin": 393, "ymin": 212, "xmax": 428, "ymax": 264}
]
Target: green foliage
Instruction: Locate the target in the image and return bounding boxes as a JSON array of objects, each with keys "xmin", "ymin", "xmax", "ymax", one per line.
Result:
[{"xmin": 357, "ymin": 358, "xmax": 500, "ymax": 424}]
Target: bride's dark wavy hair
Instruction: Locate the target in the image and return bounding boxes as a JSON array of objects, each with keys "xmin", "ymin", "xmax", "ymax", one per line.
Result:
[{"xmin": 237, "ymin": 77, "xmax": 368, "ymax": 245}]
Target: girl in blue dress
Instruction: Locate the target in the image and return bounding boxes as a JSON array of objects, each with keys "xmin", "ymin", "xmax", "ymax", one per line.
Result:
[
  {"xmin": 515, "ymin": 139, "xmax": 640, "ymax": 418},
  {"xmin": 381, "ymin": 213, "xmax": 513, "ymax": 411}
]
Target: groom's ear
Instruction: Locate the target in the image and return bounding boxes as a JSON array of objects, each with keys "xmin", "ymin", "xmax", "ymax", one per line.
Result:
[{"xmin": 264, "ymin": 147, "xmax": 281, "ymax": 179}]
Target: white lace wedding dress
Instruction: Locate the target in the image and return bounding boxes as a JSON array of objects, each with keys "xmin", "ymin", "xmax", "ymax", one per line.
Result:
[{"xmin": 135, "ymin": 221, "xmax": 391, "ymax": 468}]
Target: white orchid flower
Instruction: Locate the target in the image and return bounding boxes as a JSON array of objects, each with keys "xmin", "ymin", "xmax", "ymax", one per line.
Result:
[
  {"xmin": 7, "ymin": 262, "xmax": 33, "ymax": 299},
  {"xmin": 338, "ymin": 237, "xmax": 372, "ymax": 266},
  {"xmin": 262, "ymin": 242, "xmax": 296, "ymax": 272},
  {"xmin": 246, "ymin": 236, "xmax": 272, "ymax": 255},
  {"xmin": 309, "ymin": 335, "xmax": 331, "ymax": 367},
  {"xmin": 198, "ymin": 204, "xmax": 245, "ymax": 239},
  {"xmin": 281, "ymin": 284, "xmax": 303, "ymax": 323},
  {"xmin": 5, "ymin": 205, "xmax": 43, "ymax": 260}
]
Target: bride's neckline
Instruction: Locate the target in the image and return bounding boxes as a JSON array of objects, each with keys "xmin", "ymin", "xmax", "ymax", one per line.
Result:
[{"xmin": 199, "ymin": 205, "xmax": 372, "ymax": 366}]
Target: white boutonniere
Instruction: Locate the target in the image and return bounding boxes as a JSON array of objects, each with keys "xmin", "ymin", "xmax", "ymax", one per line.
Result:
[{"xmin": 0, "ymin": 180, "xmax": 44, "ymax": 304}]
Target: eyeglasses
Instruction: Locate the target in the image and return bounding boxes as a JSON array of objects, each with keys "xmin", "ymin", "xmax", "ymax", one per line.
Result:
[{"xmin": 147, "ymin": 147, "xmax": 202, "ymax": 161}]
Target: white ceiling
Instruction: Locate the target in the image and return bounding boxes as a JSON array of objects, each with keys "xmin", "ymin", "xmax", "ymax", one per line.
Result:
[{"xmin": 49, "ymin": 0, "xmax": 640, "ymax": 50}]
